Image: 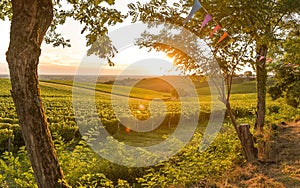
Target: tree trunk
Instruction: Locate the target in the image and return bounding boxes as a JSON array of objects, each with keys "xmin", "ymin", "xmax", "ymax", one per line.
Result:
[
  {"xmin": 238, "ymin": 124, "xmax": 258, "ymax": 162},
  {"xmin": 255, "ymin": 44, "xmax": 268, "ymax": 132},
  {"xmin": 6, "ymin": 0, "xmax": 68, "ymax": 187},
  {"xmin": 225, "ymin": 100, "xmax": 258, "ymax": 162}
]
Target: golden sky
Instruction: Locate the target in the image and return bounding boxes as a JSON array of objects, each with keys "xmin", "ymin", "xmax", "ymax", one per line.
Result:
[
  {"xmin": 0, "ymin": 0, "xmax": 252, "ymax": 76},
  {"xmin": 0, "ymin": 19, "xmax": 179, "ymax": 76},
  {"xmin": 0, "ymin": 0, "xmax": 180, "ymax": 76}
]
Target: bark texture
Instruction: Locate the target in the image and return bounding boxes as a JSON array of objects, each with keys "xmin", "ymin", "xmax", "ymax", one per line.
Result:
[
  {"xmin": 6, "ymin": 0, "xmax": 67, "ymax": 187},
  {"xmin": 225, "ymin": 101, "xmax": 258, "ymax": 162},
  {"xmin": 238, "ymin": 124, "xmax": 258, "ymax": 162},
  {"xmin": 255, "ymin": 44, "xmax": 268, "ymax": 132}
]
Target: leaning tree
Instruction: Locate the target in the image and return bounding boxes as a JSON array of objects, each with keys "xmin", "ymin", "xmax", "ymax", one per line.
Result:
[{"xmin": 128, "ymin": 0, "xmax": 300, "ymax": 160}]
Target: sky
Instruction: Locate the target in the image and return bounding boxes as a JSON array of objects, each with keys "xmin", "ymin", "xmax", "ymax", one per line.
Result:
[
  {"xmin": 0, "ymin": 0, "xmax": 180, "ymax": 76},
  {"xmin": 0, "ymin": 0, "xmax": 254, "ymax": 76}
]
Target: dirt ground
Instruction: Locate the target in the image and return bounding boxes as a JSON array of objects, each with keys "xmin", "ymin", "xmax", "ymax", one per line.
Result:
[
  {"xmin": 217, "ymin": 121, "xmax": 300, "ymax": 188},
  {"xmin": 266, "ymin": 121, "xmax": 300, "ymax": 187}
]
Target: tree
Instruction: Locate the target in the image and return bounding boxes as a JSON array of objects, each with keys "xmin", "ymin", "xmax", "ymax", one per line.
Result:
[
  {"xmin": 244, "ymin": 71, "xmax": 253, "ymax": 77},
  {"xmin": 1, "ymin": 0, "xmax": 123, "ymax": 186},
  {"xmin": 127, "ymin": 0, "xmax": 300, "ymax": 161},
  {"xmin": 191, "ymin": 0, "xmax": 300, "ymax": 132},
  {"xmin": 6, "ymin": 1, "xmax": 66, "ymax": 187},
  {"xmin": 269, "ymin": 28, "xmax": 300, "ymax": 107},
  {"xmin": 128, "ymin": 0, "xmax": 258, "ymax": 161}
]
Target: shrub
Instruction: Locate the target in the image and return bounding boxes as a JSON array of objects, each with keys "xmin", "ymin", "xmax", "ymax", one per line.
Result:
[
  {"xmin": 0, "ymin": 147, "xmax": 36, "ymax": 187},
  {"xmin": 0, "ymin": 123, "xmax": 24, "ymax": 153},
  {"xmin": 138, "ymin": 125, "xmax": 242, "ymax": 187}
]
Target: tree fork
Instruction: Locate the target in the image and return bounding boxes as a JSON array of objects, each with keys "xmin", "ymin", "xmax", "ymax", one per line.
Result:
[{"xmin": 6, "ymin": 0, "xmax": 68, "ymax": 187}]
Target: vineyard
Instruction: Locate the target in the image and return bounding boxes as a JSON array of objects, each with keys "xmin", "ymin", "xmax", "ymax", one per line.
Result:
[{"xmin": 0, "ymin": 78, "xmax": 299, "ymax": 187}]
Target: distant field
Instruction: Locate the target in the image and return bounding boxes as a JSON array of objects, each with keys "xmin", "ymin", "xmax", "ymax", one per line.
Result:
[
  {"xmin": 100, "ymin": 76, "xmax": 257, "ymax": 95},
  {"xmin": 0, "ymin": 78, "xmax": 259, "ymax": 108},
  {"xmin": 0, "ymin": 78, "xmax": 257, "ymax": 100},
  {"xmin": 197, "ymin": 81, "xmax": 256, "ymax": 95},
  {"xmin": 41, "ymin": 80, "xmax": 171, "ymax": 100},
  {"xmin": 0, "ymin": 79, "xmax": 12, "ymax": 96},
  {"xmin": 0, "ymin": 77, "xmax": 288, "ymax": 151}
]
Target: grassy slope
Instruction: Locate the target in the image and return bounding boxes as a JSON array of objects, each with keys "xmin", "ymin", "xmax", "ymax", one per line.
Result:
[
  {"xmin": 41, "ymin": 80, "xmax": 171, "ymax": 100},
  {"xmin": 133, "ymin": 77, "xmax": 175, "ymax": 93},
  {"xmin": 1, "ymin": 78, "xmax": 257, "ymax": 98},
  {"xmin": 197, "ymin": 81, "xmax": 256, "ymax": 95}
]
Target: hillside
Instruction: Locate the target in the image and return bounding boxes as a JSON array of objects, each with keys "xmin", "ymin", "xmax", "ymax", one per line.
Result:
[
  {"xmin": 133, "ymin": 77, "xmax": 175, "ymax": 93},
  {"xmin": 114, "ymin": 76, "xmax": 257, "ymax": 96},
  {"xmin": 40, "ymin": 80, "xmax": 171, "ymax": 100}
]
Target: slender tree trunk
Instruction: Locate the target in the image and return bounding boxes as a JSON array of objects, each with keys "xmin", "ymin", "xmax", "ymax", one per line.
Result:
[
  {"xmin": 255, "ymin": 44, "xmax": 268, "ymax": 132},
  {"xmin": 6, "ymin": 0, "xmax": 68, "ymax": 187},
  {"xmin": 222, "ymin": 73, "xmax": 257, "ymax": 162},
  {"xmin": 225, "ymin": 100, "xmax": 257, "ymax": 162}
]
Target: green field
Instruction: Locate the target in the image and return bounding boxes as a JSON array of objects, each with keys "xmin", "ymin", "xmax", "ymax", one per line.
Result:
[
  {"xmin": 0, "ymin": 77, "xmax": 291, "ymax": 152},
  {"xmin": 0, "ymin": 78, "xmax": 288, "ymax": 148},
  {"xmin": 1, "ymin": 78, "xmax": 299, "ymax": 187},
  {"xmin": 1, "ymin": 78, "xmax": 296, "ymax": 149},
  {"xmin": 41, "ymin": 80, "xmax": 171, "ymax": 100}
]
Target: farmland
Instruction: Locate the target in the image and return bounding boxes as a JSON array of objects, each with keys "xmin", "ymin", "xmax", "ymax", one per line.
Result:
[{"xmin": 0, "ymin": 77, "xmax": 299, "ymax": 187}]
